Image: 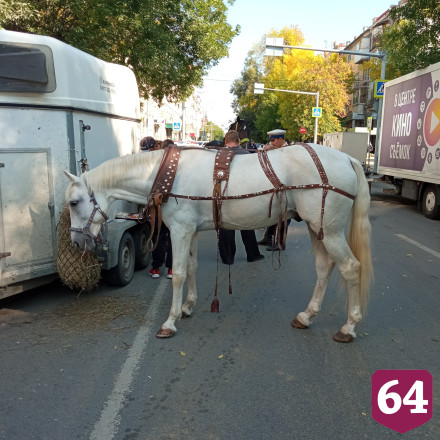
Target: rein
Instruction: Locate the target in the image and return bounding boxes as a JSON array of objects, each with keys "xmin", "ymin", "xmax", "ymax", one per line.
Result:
[
  {"xmin": 70, "ymin": 192, "xmax": 109, "ymax": 249},
  {"xmin": 258, "ymin": 150, "xmax": 288, "ymax": 251}
]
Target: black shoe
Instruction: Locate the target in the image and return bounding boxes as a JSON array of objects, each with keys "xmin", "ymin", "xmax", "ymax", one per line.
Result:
[
  {"xmin": 247, "ymin": 254, "xmax": 264, "ymax": 262},
  {"xmin": 266, "ymin": 245, "xmax": 285, "ymax": 251},
  {"xmin": 221, "ymin": 259, "xmax": 234, "ymax": 265},
  {"xmin": 257, "ymin": 237, "xmax": 272, "ymax": 246}
]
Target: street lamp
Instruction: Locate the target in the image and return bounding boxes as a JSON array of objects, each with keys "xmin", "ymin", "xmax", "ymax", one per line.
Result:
[
  {"xmin": 254, "ymin": 83, "xmax": 320, "ymax": 143},
  {"xmin": 265, "ymin": 38, "xmax": 386, "ymax": 172}
]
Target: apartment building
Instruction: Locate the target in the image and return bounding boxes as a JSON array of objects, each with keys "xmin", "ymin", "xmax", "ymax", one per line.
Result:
[
  {"xmin": 341, "ymin": 0, "xmax": 409, "ymax": 145},
  {"xmin": 138, "ymin": 91, "xmax": 204, "ymax": 143},
  {"xmin": 342, "ymin": 7, "xmax": 394, "ymax": 133}
]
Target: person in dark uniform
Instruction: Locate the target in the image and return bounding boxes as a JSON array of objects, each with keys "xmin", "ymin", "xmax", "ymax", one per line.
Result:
[
  {"xmin": 247, "ymin": 139, "xmax": 258, "ymax": 152},
  {"xmin": 218, "ymin": 130, "xmax": 264, "ymax": 265}
]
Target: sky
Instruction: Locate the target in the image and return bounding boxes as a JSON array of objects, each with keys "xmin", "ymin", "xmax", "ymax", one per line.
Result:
[{"xmin": 198, "ymin": 0, "xmax": 396, "ymax": 130}]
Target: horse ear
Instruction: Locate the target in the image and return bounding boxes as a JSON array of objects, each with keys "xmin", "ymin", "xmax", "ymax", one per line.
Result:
[{"xmin": 64, "ymin": 170, "xmax": 81, "ymax": 184}]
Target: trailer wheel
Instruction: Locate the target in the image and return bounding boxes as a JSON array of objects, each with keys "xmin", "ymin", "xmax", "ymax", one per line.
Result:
[
  {"xmin": 133, "ymin": 223, "xmax": 151, "ymax": 270},
  {"xmin": 422, "ymin": 184, "xmax": 440, "ymax": 220},
  {"xmin": 102, "ymin": 231, "xmax": 135, "ymax": 286}
]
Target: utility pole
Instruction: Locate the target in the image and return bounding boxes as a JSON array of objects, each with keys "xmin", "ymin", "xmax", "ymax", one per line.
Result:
[{"xmin": 182, "ymin": 101, "xmax": 186, "ymax": 141}]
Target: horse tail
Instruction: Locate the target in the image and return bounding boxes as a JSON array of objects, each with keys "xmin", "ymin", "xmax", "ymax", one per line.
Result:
[{"xmin": 347, "ymin": 158, "xmax": 373, "ymax": 314}]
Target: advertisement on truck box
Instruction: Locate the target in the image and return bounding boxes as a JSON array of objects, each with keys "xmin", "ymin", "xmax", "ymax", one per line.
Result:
[{"xmin": 379, "ymin": 64, "xmax": 440, "ymax": 177}]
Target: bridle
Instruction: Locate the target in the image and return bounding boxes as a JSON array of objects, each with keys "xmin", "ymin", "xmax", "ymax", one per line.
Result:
[
  {"xmin": 232, "ymin": 120, "xmax": 249, "ymax": 145},
  {"xmin": 69, "ymin": 192, "xmax": 109, "ymax": 248}
]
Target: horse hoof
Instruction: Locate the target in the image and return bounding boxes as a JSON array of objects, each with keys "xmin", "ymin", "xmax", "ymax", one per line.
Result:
[
  {"xmin": 291, "ymin": 318, "xmax": 308, "ymax": 329},
  {"xmin": 333, "ymin": 331, "xmax": 354, "ymax": 343},
  {"xmin": 181, "ymin": 311, "xmax": 191, "ymax": 319},
  {"xmin": 156, "ymin": 328, "xmax": 176, "ymax": 338}
]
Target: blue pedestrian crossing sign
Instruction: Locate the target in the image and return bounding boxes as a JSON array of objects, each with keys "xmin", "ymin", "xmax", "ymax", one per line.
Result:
[
  {"xmin": 374, "ymin": 80, "xmax": 388, "ymax": 98},
  {"xmin": 173, "ymin": 122, "xmax": 181, "ymax": 130},
  {"xmin": 312, "ymin": 107, "xmax": 322, "ymax": 118}
]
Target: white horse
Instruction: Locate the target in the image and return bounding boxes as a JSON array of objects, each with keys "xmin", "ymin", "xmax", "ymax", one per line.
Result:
[{"xmin": 65, "ymin": 144, "xmax": 373, "ymax": 342}]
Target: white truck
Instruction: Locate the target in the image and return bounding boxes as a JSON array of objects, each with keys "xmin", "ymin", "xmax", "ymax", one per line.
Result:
[
  {"xmin": 0, "ymin": 30, "xmax": 150, "ymax": 299},
  {"xmin": 322, "ymin": 131, "xmax": 370, "ymax": 166},
  {"xmin": 377, "ymin": 61, "xmax": 440, "ymax": 219}
]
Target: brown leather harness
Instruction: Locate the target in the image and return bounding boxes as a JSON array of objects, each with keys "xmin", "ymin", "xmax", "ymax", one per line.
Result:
[
  {"xmin": 145, "ymin": 144, "xmax": 356, "ymax": 249},
  {"xmin": 212, "ymin": 148, "xmax": 237, "ymax": 229},
  {"xmin": 145, "ymin": 146, "xmax": 181, "ymax": 250}
]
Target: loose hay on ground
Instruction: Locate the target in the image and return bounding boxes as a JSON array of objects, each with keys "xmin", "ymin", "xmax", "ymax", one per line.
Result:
[
  {"xmin": 57, "ymin": 206, "xmax": 101, "ymax": 292},
  {"xmin": 49, "ymin": 296, "xmax": 150, "ymax": 332}
]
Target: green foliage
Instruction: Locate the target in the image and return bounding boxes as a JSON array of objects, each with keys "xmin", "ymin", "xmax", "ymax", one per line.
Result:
[
  {"xmin": 380, "ymin": 0, "xmax": 440, "ymax": 76},
  {"xmin": 0, "ymin": 1, "xmax": 37, "ymax": 24},
  {"xmin": 0, "ymin": 0, "xmax": 239, "ymax": 103},
  {"xmin": 230, "ymin": 38, "xmax": 267, "ymax": 141},
  {"xmin": 231, "ymin": 26, "xmax": 354, "ymax": 142}
]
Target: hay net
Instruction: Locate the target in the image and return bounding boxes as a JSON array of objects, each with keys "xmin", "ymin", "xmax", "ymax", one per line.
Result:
[{"xmin": 57, "ymin": 205, "xmax": 101, "ymax": 292}]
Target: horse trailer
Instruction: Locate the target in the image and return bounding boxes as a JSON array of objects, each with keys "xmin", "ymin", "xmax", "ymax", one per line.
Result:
[{"xmin": 0, "ymin": 30, "xmax": 149, "ymax": 299}]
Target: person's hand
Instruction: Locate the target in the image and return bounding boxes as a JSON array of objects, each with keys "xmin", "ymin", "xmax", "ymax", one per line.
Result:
[{"xmin": 263, "ymin": 143, "xmax": 271, "ymax": 151}]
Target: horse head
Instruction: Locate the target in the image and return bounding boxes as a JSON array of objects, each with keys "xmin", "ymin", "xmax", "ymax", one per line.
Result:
[
  {"xmin": 229, "ymin": 116, "xmax": 250, "ymax": 145},
  {"xmin": 64, "ymin": 171, "xmax": 109, "ymax": 251}
]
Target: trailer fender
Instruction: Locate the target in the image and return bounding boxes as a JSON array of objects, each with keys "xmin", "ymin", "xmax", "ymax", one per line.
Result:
[{"xmin": 98, "ymin": 220, "xmax": 138, "ymax": 270}]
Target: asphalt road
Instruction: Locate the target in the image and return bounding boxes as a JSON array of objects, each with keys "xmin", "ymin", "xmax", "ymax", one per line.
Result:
[{"xmin": 1, "ymin": 182, "xmax": 439, "ymax": 440}]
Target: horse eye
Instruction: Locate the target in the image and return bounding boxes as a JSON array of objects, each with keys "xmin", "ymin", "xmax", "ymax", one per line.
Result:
[{"xmin": 69, "ymin": 200, "xmax": 78, "ymax": 207}]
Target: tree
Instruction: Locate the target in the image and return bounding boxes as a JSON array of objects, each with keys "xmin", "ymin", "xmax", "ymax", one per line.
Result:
[
  {"xmin": 201, "ymin": 121, "xmax": 224, "ymax": 141},
  {"xmin": 231, "ymin": 26, "xmax": 305, "ymax": 142},
  {"xmin": 270, "ymin": 49, "xmax": 353, "ymax": 140},
  {"xmin": 380, "ymin": 0, "xmax": 440, "ymax": 76},
  {"xmin": 0, "ymin": 0, "xmax": 239, "ymax": 103},
  {"xmin": 231, "ymin": 26, "xmax": 354, "ymax": 142},
  {"xmin": 230, "ymin": 40, "xmax": 266, "ymax": 141}
]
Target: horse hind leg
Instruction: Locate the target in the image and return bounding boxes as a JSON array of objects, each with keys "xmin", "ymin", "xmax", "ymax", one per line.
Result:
[
  {"xmin": 292, "ymin": 227, "xmax": 335, "ymax": 330},
  {"xmin": 332, "ymin": 255, "xmax": 362, "ymax": 343},
  {"xmin": 322, "ymin": 236, "xmax": 363, "ymax": 343},
  {"xmin": 181, "ymin": 232, "xmax": 198, "ymax": 318}
]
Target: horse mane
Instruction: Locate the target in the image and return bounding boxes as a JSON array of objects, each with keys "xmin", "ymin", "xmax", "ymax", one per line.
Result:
[{"xmin": 82, "ymin": 152, "xmax": 154, "ymax": 191}]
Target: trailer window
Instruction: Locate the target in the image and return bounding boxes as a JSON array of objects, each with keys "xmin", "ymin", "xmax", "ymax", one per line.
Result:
[{"xmin": 0, "ymin": 42, "xmax": 56, "ymax": 92}]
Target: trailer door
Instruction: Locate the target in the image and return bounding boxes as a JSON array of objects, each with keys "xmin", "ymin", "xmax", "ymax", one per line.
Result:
[{"xmin": 0, "ymin": 150, "xmax": 55, "ymax": 283}]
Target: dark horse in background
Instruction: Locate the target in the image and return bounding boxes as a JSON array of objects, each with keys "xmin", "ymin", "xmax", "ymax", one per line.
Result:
[{"xmin": 205, "ymin": 116, "xmax": 252, "ymax": 149}]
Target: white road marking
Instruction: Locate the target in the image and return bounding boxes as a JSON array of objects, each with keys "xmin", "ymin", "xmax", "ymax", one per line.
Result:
[
  {"xmin": 395, "ymin": 234, "xmax": 440, "ymax": 259},
  {"xmin": 90, "ymin": 278, "xmax": 169, "ymax": 440}
]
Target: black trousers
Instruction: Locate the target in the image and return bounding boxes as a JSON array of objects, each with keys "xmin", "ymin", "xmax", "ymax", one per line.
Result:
[
  {"xmin": 219, "ymin": 229, "xmax": 261, "ymax": 264},
  {"xmin": 151, "ymin": 222, "xmax": 172, "ymax": 270},
  {"xmin": 266, "ymin": 220, "xmax": 291, "ymax": 241}
]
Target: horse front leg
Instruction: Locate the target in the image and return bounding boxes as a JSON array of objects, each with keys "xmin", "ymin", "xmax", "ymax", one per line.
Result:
[
  {"xmin": 292, "ymin": 227, "xmax": 335, "ymax": 329},
  {"xmin": 182, "ymin": 232, "xmax": 198, "ymax": 318},
  {"xmin": 156, "ymin": 228, "xmax": 194, "ymax": 338}
]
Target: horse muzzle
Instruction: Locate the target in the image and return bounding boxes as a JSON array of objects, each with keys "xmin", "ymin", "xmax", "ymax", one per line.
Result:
[{"xmin": 70, "ymin": 228, "xmax": 98, "ymax": 251}]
